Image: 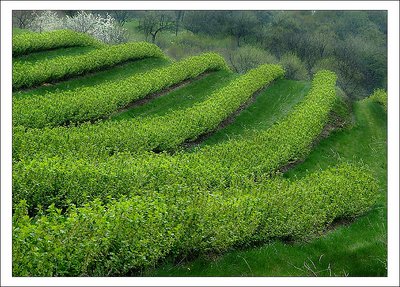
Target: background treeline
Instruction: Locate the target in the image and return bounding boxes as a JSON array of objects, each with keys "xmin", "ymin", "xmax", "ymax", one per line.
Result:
[{"xmin": 13, "ymin": 10, "xmax": 387, "ymax": 99}]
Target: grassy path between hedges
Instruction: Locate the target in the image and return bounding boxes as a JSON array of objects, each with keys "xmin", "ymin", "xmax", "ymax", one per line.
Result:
[
  {"xmin": 197, "ymin": 79, "xmax": 311, "ymax": 146},
  {"xmin": 13, "ymin": 46, "xmax": 98, "ymax": 64},
  {"xmin": 110, "ymin": 70, "xmax": 237, "ymax": 120},
  {"xmin": 144, "ymin": 92, "xmax": 387, "ymax": 277}
]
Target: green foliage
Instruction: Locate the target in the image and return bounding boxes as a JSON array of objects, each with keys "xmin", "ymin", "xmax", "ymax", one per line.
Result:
[
  {"xmin": 13, "ymin": 195, "xmax": 181, "ymax": 276},
  {"xmin": 225, "ymin": 45, "xmax": 278, "ymax": 73},
  {"xmin": 12, "ymin": 29, "xmax": 102, "ymax": 56},
  {"xmin": 13, "ymin": 70, "xmax": 337, "ymax": 212},
  {"xmin": 13, "ymin": 57, "xmax": 170, "ymax": 100},
  {"xmin": 279, "ymin": 52, "xmax": 309, "ymax": 80},
  {"xmin": 13, "ymin": 41, "xmax": 165, "ymax": 90},
  {"xmin": 12, "ymin": 164, "xmax": 378, "ymax": 276},
  {"xmin": 13, "ymin": 53, "xmax": 229, "ymax": 128},
  {"xmin": 199, "ymin": 79, "xmax": 311, "ymax": 146},
  {"xmin": 164, "ymin": 32, "xmax": 233, "ymax": 60},
  {"xmin": 367, "ymin": 89, "xmax": 387, "ymax": 111},
  {"xmin": 13, "ymin": 64, "xmax": 284, "ymax": 160},
  {"xmin": 111, "ymin": 70, "xmax": 237, "ymax": 120}
]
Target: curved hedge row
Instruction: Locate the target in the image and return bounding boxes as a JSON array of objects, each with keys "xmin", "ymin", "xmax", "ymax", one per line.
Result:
[
  {"xmin": 13, "ymin": 53, "xmax": 229, "ymax": 128},
  {"xmin": 12, "ymin": 163, "xmax": 378, "ymax": 276},
  {"xmin": 195, "ymin": 69, "xmax": 338, "ymax": 177},
  {"xmin": 13, "ymin": 41, "xmax": 165, "ymax": 90},
  {"xmin": 13, "ymin": 70, "xmax": 338, "ymax": 212},
  {"xmin": 13, "ymin": 64, "xmax": 284, "ymax": 160},
  {"xmin": 368, "ymin": 89, "xmax": 387, "ymax": 111},
  {"xmin": 12, "ymin": 29, "xmax": 102, "ymax": 57}
]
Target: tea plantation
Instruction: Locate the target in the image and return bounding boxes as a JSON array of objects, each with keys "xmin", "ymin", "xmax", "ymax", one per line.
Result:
[{"xmin": 12, "ymin": 30, "xmax": 387, "ymax": 276}]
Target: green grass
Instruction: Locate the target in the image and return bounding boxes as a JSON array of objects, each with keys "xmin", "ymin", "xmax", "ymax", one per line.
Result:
[
  {"xmin": 199, "ymin": 79, "xmax": 311, "ymax": 146},
  {"xmin": 110, "ymin": 70, "xmax": 237, "ymax": 120},
  {"xmin": 143, "ymin": 92, "xmax": 387, "ymax": 277},
  {"xmin": 13, "ymin": 57, "xmax": 170, "ymax": 99},
  {"xmin": 13, "ymin": 46, "xmax": 98, "ymax": 64},
  {"xmin": 12, "ymin": 28, "xmax": 32, "ymax": 35},
  {"xmin": 125, "ymin": 20, "xmax": 147, "ymax": 42}
]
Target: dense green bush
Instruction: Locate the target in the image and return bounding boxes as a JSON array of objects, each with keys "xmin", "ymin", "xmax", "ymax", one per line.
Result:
[
  {"xmin": 12, "ymin": 29, "xmax": 102, "ymax": 56},
  {"xmin": 225, "ymin": 45, "xmax": 278, "ymax": 73},
  {"xmin": 13, "ymin": 70, "xmax": 337, "ymax": 212},
  {"xmin": 13, "ymin": 64, "xmax": 284, "ymax": 160},
  {"xmin": 13, "ymin": 41, "xmax": 165, "ymax": 89},
  {"xmin": 13, "ymin": 53, "xmax": 229, "ymax": 128},
  {"xmin": 12, "ymin": 163, "xmax": 378, "ymax": 276},
  {"xmin": 13, "ymin": 194, "xmax": 182, "ymax": 276},
  {"xmin": 279, "ymin": 52, "xmax": 309, "ymax": 80}
]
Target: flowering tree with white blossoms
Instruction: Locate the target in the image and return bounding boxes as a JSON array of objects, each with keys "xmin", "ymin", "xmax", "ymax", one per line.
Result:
[
  {"xmin": 29, "ymin": 11, "xmax": 63, "ymax": 32},
  {"xmin": 29, "ymin": 10, "xmax": 128, "ymax": 44}
]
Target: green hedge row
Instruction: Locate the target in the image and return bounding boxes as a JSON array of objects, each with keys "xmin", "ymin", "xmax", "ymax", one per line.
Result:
[
  {"xmin": 13, "ymin": 64, "xmax": 284, "ymax": 160},
  {"xmin": 194, "ymin": 69, "xmax": 338, "ymax": 178},
  {"xmin": 13, "ymin": 53, "xmax": 229, "ymax": 128},
  {"xmin": 12, "ymin": 163, "xmax": 378, "ymax": 276},
  {"xmin": 13, "ymin": 41, "xmax": 165, "ymax": 90},
  {"xmin": 13, "ymin": 70, "xmax": 338, "ymax": 212},
  {"xmin": 368, "ymin": 89, "xmax": 387, "ymax": 111},
  {"xmin": 12, "ymin": 29, "xmax": 102, "ymax": 57}
]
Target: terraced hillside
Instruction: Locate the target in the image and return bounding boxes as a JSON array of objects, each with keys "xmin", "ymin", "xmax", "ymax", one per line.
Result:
[{"xmin": 12, "ymin": 30, "xmax": 386, "ymax": 277}]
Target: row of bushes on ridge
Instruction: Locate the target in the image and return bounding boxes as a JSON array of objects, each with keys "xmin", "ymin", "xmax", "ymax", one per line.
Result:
[
  {"xmin": 13, "ymin": 52, "xmax": 229, "ymax": 128},
  {"xmin": 13, "ymin": 64, "xmax": 284, "ymax": 160},
  {"xmin": 13, "ymin": 70, "xmax": 338, "ymax": 212},
  {"xmin": 12, "ymin": 163, "xmax": 378, "ymax": 276},
  {"xmin": 12, "ymin": 29, "xmax": 103, "ymax": 57},
  {"xmin": 13, "ymin": 41, "xmax": 165, "ymax": 90}
]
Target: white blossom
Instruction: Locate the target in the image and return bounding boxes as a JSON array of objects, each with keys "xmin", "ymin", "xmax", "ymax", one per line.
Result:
[
  {"xmin": 29, "ymin": 11, "xmax": 63, "ymax": 32},
  {"xmin": 29, "ymin": 10, "xmax": 128, "ymax": 44}
]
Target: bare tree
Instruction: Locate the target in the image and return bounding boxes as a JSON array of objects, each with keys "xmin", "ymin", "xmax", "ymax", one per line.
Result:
[
  {"xmin": 13, "ymin": 10, "xmax": 35, "ymax": 29},
  {"xmin": 112, "ymin": 11, "xmax": 130, "ymax": 26},
  {"xmin": 174, "ymin": 11, "xmax": 185, "ymax": 36},
  {"xmin": 139, "ymin": 11, "xmax": 175, "ymax": 43},
  {"xmin": 225, "ymin": 11, "xmax": 258, "ymax": 47}
]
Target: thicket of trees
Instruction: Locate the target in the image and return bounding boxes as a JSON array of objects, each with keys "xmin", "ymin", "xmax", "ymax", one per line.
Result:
[
  {"xmin": 13, "ymin": 10, "xmax": 387, "ymax": 99},
  {"xmin": 176, "ymin": 10, "xmax": 387, "ymax": 99}
]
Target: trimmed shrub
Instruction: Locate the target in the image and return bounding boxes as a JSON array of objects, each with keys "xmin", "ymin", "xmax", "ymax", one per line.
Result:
[
  {"xmin": 13, "ymin": 41, "xmax": 165, "ymax": 90},
  {"xmin": 13, "ymin": 70, "xmax": 338, "ymax": 212},
  {"xmin": 13, "ymin": 53, "xmax": 229, "ymax": 128},
  {"xmin": 13, "ymin": 64, "xmax": 284, "ymax": 160},
  {"xmin": 12, "ymin": 29, "xmax": 102, "ymax": 56},
  {"xmin": 12, "ymin": 163, "xmax": 378, "ymax": 276}
]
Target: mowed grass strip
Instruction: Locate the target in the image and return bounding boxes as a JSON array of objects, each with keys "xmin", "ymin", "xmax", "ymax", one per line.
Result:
[
  {"xmin": 13, "ymin": 41, "xmax": 166, "ymax": 90},
  {"xmin": 144, "ymin": 96, "xmax": 387, "ymax": 277},
  {"xmin": 12, "ymin": 53, "xmax": 229, "ymax": 128},
  {"xmin": 13, "ymin": 46, "xmax": 99, "ymax": 64},
  {"xmin": 199, "ymin": 79, "xmax": 311, "ymax": 146}
]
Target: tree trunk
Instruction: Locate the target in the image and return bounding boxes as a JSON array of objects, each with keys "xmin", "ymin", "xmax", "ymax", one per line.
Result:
[
  {"xmin": 175, "ymin": 22, "xmax": 179, "ymax": 36},
  {"xmin": 236, "ymin": 35, "xmax": 241, "ymax": 47}
]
